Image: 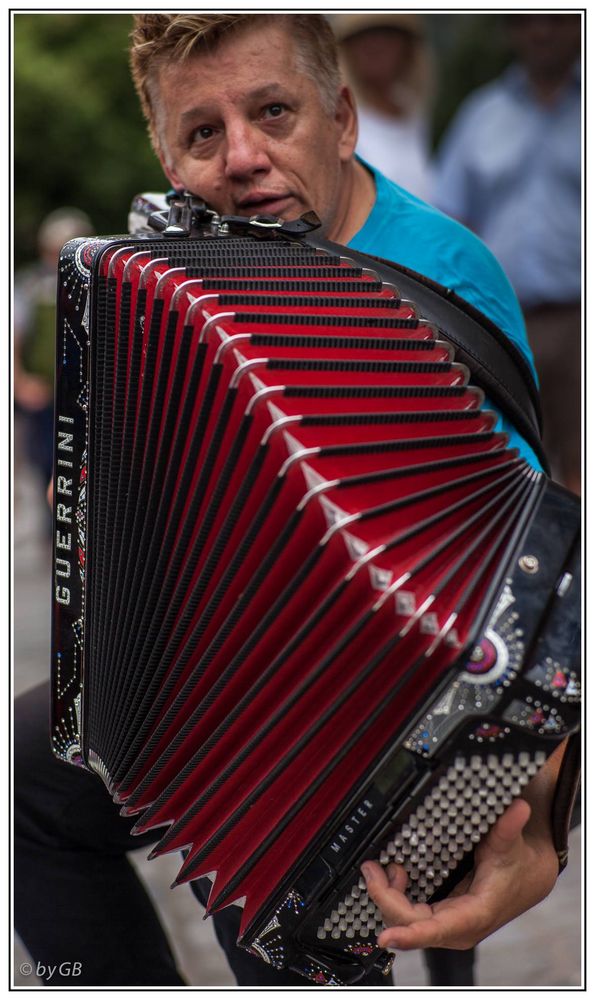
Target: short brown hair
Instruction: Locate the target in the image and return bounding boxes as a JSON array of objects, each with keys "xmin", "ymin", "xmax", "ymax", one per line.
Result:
[{"xmin": 129, "ymin": 14, "xmax": 341, "ymax": 153}]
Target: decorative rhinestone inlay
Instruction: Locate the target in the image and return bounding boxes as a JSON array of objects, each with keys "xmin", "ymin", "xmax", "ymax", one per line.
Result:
[
  {"xmin": 250, "ymin": 890, "xmax": 306, "ymax": 970},
  {"xmin": 503, "ymin": 697, "xmax": 566, "ymax": 735},
  {"xmin": 403, "ymin": 583, "xmax": 526, "ymax": 759},
  {"xmin": 525, "ymin": 657, "xmax": 580, "ymax": 703}
]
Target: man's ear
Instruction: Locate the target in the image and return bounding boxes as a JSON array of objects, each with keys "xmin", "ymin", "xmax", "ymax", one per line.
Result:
[
  {"xmin": 335, "ymin": 85, "xmax": 358, "ymax": 163},
  {"xmin": 158, "ymin": 148, "xmax": 184, "ymax": 191}
]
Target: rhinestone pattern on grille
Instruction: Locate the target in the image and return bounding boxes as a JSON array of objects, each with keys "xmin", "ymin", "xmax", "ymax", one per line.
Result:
[{"xmin": 316, "ymin": 749, "xmax": 546, "ymax": 942}]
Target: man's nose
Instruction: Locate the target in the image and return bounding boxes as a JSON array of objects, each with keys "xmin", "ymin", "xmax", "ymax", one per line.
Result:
[{"xmin": 223, "ymin": 121, "xmax": 272, "ymax": 179}]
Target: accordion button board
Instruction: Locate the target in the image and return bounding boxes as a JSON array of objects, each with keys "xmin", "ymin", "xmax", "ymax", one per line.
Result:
[{"xmin": 52, "ymin": 220, "xmax": 580, "ymax": 986}]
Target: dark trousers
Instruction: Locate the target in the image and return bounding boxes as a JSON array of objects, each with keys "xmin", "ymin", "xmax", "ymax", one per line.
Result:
[
  {"xmin": 423, "ymin": 947, "xmax": 475, "ymax": 987},
  {"xmin": 20, "ymin": 404, "xmax": 55, "ymax": 487},
  {"xmin": 524, "ymin": 301, "xmax": 581, "ymax": 493},
  {"xmin": 15, "ymin": 682, "xmax": 391, "ymax": 987}
]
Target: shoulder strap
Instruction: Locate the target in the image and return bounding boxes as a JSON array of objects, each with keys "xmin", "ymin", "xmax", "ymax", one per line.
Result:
[{"xmin": 304, "ymin": 235, "xmax": 548, "ymax": 472}]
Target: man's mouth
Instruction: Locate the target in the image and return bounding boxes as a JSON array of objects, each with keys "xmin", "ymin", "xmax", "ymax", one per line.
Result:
[{"xmin": 236, "ymin": 193, "xmax": 295, "ymax": 216}]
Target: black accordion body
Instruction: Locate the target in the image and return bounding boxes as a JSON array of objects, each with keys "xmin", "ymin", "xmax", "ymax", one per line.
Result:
[{"xmin": 51, "ymin": 201, "xmax": 581, "ymax": 985}]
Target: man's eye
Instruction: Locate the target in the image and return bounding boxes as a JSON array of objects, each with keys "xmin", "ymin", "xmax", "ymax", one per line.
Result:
[
  {"xmin": 192, "ymin": 125, "xmax": 214, "ymax": 142},
  {"xmin": 263, "ymin": 104, "xmax": 285, "ymax": 119}
]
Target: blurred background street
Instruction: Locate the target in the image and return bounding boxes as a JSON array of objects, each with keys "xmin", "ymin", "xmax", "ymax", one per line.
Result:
[{"xmin": 14, "ymin": 454, "xmax": 582, "ymax": 989}]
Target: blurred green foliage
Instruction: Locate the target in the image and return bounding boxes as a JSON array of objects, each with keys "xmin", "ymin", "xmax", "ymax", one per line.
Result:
[
  {"xmin": 13, "ymin": 12, "xmax": 514, "ymax": 268},
  {"xmin": 14, "ymin": 13, "xmax": 165, "ymax": 266},
  {"xmin": 427, "ymin": 13, "xmax": 513, "ymax": 147}
]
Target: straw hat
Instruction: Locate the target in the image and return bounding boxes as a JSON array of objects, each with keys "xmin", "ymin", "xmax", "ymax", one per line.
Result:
[
  {"xmin": 332, "ymin": 12, "xmax": 424, "ymax": 43},
  {"xmin": 332, "ymin": 12, "xmax": 433, "ymax": 111},
  {"xmin": 38, "ymin": 207, "xmax": 94, "ymax": 252}
]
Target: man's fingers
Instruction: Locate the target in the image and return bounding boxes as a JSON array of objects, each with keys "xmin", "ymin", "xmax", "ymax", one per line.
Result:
[
  {"xmin": 360, "ymin": 861, "xmax": 388, "ymax": 894},
  {"xmin": 481, "ymin": 797, "xmax": 531, "ymax": 857},
  {"xmin": 361, "ymin": 862, "xmax": 419, "ymax": 924},
  {"xmin": 378, "ymin": 917, "xmax": 468, "ymax": 952},
  {"xmin": 378, "ymin": 920, "xmax": 440, "ymax": 951},
  {"xmin": 377, "ymin": 894, "xmax": 486, "ymax": 952},
  {"xmin": 385, "ymin": 862, "xmax": 409, "ymax": 892},
  {"xmin": 361, "ymin": 861, "xmax": 408, "ymax": 894}
]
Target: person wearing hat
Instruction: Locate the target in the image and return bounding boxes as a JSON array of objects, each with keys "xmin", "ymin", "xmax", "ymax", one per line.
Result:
[{"xmin": 333, "ymin": 13, "xmax": 434, "ymax": 200}]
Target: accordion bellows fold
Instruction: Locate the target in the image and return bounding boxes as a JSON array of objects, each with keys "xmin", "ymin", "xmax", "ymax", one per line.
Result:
[{"xmin": 51, "ymin": 221, "xmax": 580, "ymax": 985}]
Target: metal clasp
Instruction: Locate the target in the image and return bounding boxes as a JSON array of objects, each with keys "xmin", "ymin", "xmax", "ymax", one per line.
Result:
[{"xmin": 249, "ymin": 214, "xmax": 284, "ymax": 228}]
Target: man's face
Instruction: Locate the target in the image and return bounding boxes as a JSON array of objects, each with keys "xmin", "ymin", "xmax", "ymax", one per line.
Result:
[
  {"xmin": 154, "ymin": 22, "xmax": 357, "ymax": 233},
  {"xmin": 343, "ymin": 28, "xmax": 414, "ymax": 92},
  {"xmin": 509, "ymin": 14, "xmax": 581, "ymax": 82}
]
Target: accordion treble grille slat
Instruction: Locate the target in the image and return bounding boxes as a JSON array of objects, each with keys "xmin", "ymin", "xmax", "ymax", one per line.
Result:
[
  {"xmin": 231, "ymin": 312, "xmax": 421, "ymax": 327},
  {"xmin": 194, "ymin": 278, "xmax": 384, "ymax": 292},
  {"xmin": 153, "ymin": 242, "xmax": 327, "ymax": 257},
  {"xmin": 52, "ymin": 226, "xmax": 580, "ymax": 986},
  {"xmin": 216, "ymin": 294, "xmax": 401, "ymax": 308},
  {"xmin": 182, "ymin": 265, "xmax": 366, "ymax": 277}
]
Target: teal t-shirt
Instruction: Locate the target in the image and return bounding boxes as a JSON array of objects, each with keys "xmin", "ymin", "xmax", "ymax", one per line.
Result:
[{"xmin": 348, "ymin": 162, "xmax": 542, "ymax": 471}]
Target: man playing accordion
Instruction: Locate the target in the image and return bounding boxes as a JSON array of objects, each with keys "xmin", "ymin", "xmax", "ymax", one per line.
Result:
[{"xmin": 15, "ymin": 13, "xmax": 577, "ymax": 987}]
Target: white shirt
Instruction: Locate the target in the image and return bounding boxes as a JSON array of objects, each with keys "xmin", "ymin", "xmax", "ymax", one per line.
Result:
[{"xmin": 355, "ymin": 106, "xmax": 433, "ymax": 202}]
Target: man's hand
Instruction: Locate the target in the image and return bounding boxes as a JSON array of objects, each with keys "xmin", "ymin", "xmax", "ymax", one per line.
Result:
[{"xmin": 362, "ymin": 746, "xmax": 566, "ymax": 952}]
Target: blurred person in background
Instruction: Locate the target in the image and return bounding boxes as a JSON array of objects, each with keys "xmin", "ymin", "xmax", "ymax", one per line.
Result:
[
  {"xmin": 434, "ymin": 13, "xmax": 581, "ymax": 494},
  {"xmin": 333, "ymin": 13, "xmax": 434, "ymax": 202},
  {"xmin": 14, "ymin": 208, "xmax": 94, "ymax": 528}
]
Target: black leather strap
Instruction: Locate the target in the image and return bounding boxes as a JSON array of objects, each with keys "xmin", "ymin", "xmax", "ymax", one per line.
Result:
[
  {"xmin": 551, "ymin": 732, "xmax": 581, "ymax": 872},
  {"xmin": 301, "ymin": 234, "xmax": 549, "ymax": 472}
]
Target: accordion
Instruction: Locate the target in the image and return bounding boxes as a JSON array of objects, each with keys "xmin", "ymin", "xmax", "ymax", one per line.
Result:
[{"xmin": 51, "ymin": 199, "xmax": 580, "ymax": 985}]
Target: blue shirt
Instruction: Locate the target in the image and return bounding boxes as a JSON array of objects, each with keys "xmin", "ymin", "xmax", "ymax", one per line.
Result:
[
  {"xmin": 348, "ymin": 161, "xmax": 542, "ymax": 470},
  {"xmin": 433, "ymin": 63, "xmax": 581, "ymax": 308}
]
